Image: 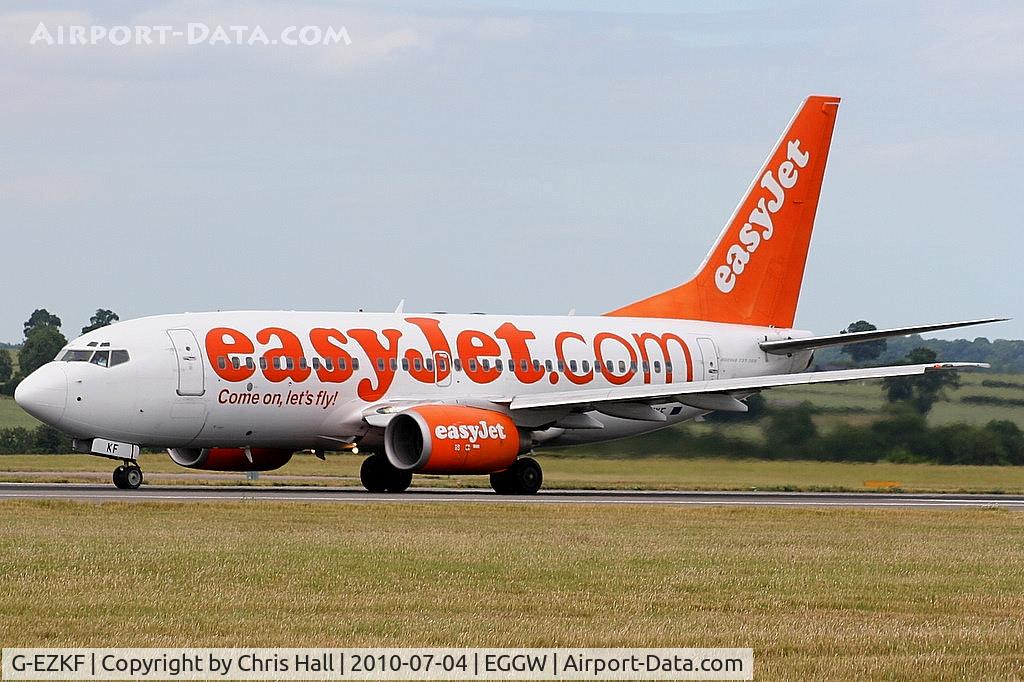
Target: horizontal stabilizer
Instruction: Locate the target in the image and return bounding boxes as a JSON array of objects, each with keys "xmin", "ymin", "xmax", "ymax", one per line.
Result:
[{"xmin": 760, "ymin": 318, "xmax": 1008, "ymax": 355}]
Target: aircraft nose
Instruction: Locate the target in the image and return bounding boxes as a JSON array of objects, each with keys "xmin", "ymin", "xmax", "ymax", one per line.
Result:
[{"xmin": 15, "ymin": 362, "xmax": 68, "ymax": 425}]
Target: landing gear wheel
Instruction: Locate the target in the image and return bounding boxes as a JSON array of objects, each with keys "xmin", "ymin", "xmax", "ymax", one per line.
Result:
[
  {"xmin": 360, "ymin": 454, "xmax": 412, "ymax": 493},
  {"xmin": 493, "ymin": 457, "xmax": 543, "ymax": 495},
  {"xmin": 112, "ymin": 465, "xmax": 128, "ymax": 489},
  {"xmin": 386, "ymin": 469, "xmax": 413, "ymax": 493},
  {"xmin": 123, "ymin": 465, "xmax": 143, "ymax": 489},
  {"xmin": 490, "ymin": 470, "xmax": 515, "ymax": 495}
]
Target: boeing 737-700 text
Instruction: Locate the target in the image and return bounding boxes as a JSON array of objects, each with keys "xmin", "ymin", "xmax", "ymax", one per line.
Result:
[{"xmin": 14, "ymin": 95, "xmax": 1004, "ymax": 493}]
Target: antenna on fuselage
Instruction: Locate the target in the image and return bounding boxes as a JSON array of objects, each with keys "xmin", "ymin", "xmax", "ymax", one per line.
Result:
[{"xmin": 394, "ymin": 299, "xmax": 405, "ymax": 314}]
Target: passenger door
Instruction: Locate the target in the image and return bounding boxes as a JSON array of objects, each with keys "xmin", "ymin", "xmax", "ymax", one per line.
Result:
[
  {"xmin": 697, "ymin": 337, "xmax": 720, "ymax": 382},
  {"xmin": 167, "ymin": 329, "xmax": 205, "ymax": 396}
]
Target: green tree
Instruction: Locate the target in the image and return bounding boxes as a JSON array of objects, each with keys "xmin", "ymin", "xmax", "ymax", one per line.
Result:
[
  {"xmin": 0, "ymin": 349, "xmax": 11, "ymax": 383},
  {"xmin": 840, "ymin": 320, "xmax": 887, "ymax": 364},
  {"xmin": 19, "ymin": 326, "xmax": 68, "ymax": 376},
  {"xmin": 23, "ymin": 309, "xmax": 61, "ymax": 337},
  {"xmin": 881, "ymin": 347, "xmax": 960, "ymax": 414},
  {"xmin": 82, "ymin": 309, "xmax": 119, "ymax": 334},
  {"xmin": 764, "ymin": 402, "xmax": 819, "ymax": 457}
]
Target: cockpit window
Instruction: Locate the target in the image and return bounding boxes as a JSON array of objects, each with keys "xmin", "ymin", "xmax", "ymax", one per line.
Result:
[{"xmin": 60, "ymin": 348, "xmax": 130, "ymax": 366}]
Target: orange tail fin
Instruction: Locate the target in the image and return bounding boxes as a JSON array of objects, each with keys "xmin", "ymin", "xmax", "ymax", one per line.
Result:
[{"xmin": 606, "ymin": 95, "xmax": 841, "ymax": 328}]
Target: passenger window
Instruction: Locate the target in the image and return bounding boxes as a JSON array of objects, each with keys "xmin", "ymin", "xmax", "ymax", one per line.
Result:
[
  {"xmin": 352, "ymin": 358, "xmax": 360, "ymax": 370},
  {"xmin": 389, "ymin": 358, "xmax": 398, "ymax": 371},
  {"xmin": 246, "ymin": 357, "xmax": 255, "ymax": 370},
  {"xmin": 454, "ymin": 359, "xmax": 462, "ymax": 372},
  {"xmin": 401, "ymin": 358, "xmax": 410, "ymax": 371},
  {"xmin": 337, "ymin": 358, "xmax": 346, "ymax": 370},
  {"xmin": 495, "ymin": 359, "xmax": 503, "ymax": 372},
  {"xmin": 581, "ymin": 360, "xmax": 590, "ymax": 372},
  {"xmin": 630, "ymin": 361, "xmax": 637, "ymax": 372},
  {"xmin": 532, "ymin": 359, "xmax": 541, "ymax": 371},
  {"xmin": 414, "ymin": 358, "xmax": 422, "ymax": 371},
  {"xmin": 110, "ymin": 350, "xmax": 130, "ymax": 367},
  {"xmin": 90, "ymin": 350, "xmax": 110, "ymax": 367},
  {"xmin": 607, "ymin": 360, "xmax": 615, "ymax": 372},
  {"xmin": 468, "ymin": 359, "xmax": 478, "ymax": 372},
  {"xmin": 231, "ymin": 357, "xmax": 240, "ymax": 370},
  {"xmin": 259, "ymin": 357, "xmax": 268, "ymax": 370},
  {"xmin": 425, "ymin": 358, "xmax": 434, "ymax": 371},
  {"xmin": 544, "ymin": 360, "xmax": 553, "ymax": 372},
  {"xmin": 376, "ymin": 358, "xmax": 385, "ymax": 371},
  {"xmin": 520, "ymin": 359, "xmax": 528, "ymax": 371},
  {"xmin": 594, "ymin": 361, "xmax": 602, "ymax": 374},
  {"xmin": 312, "ymin": 357, "xmax": 321, "ymax": 370},
  {"xmin": 666, "ymin": 362, "xmax": 673, "ymax": 373},
  {"xmin": 218, "ymin": 356, "xmax": 227, "ymax": 370},
  {"xmin": 557, "ymin": 360, "xmax": 565, "ymax": 371},
  {"xmin": 438, "ymin": 358, "xmax": 449, "ymax": 372},
  {"xmin": 619, "ymin": 360, "xmax": 626, "ymax": 373},
  {"xmin": 324, "ymin": 358, "xmax": 334, "ymax": 371},
  {"xmin": 654, "ymin": 360, "xmax": 662, "ymax": 373},
  {"xmin": 286, "ymin": 357, "xmax": 295, "ymax": 370},
  {"xmin": 299, "ymin": 358, "xmax": 308, "ymax": 370},
  {"xmin": 570, "ymin": 359, "xmax": 578, "ymax": 372}
]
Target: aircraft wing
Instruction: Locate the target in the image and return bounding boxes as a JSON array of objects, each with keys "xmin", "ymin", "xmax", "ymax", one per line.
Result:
[
  {"xmin": 509, "ymin": 362, "xmax": 988, "ymax": 411},
  {"xmin": 760, "ymin": 318, "xmax": 1007, "ymax": 355}
]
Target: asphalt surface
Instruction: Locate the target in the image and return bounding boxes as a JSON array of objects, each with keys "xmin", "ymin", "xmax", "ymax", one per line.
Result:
[{"xmin": 1, "ymin": 483, "xmax": 1022, "ymax": 508}]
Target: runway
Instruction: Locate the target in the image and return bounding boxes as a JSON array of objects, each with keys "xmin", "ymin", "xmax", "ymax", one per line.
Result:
[{"xmin": 1, "ymin": 482, "xmax": 1022, "ymax": 508}]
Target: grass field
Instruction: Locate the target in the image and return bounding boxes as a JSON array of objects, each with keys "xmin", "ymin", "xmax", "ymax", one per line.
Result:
[
  {"xmin": 767, "ymin": 371, "xmax": 1024, "ymax": 432},
  {"xmin": 1, "ymin": 500, "xmax": 1021, "ymax": 680},
  {"xmin": 4, "ymin": 453, "xmax": 1024, "ymax": 493},
  {"xmin": 0, "ymin": 395, "xmax": 39, "ymax": 429}
]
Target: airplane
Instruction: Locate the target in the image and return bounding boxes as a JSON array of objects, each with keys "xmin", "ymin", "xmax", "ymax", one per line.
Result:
[{"xmin": 14, "ymin": 95, "xmax": 1005, "ymax": 493}]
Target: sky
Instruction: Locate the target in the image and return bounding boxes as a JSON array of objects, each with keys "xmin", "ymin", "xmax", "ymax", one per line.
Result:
[{"xmin": 0, "ymin": 0, "xmax": 1021, "ymax": 343}]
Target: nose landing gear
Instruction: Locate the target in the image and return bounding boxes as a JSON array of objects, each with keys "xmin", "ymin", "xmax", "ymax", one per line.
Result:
[{"xmin": 113, "ymin": 463, "xmax": 143, "ymax": 489}]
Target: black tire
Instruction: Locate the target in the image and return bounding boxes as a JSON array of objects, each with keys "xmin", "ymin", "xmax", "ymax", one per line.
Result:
[
  {"xmin": 490, "ymin": 470, "xmax": 515, "ymax": 495},
  {"xmin": 510, "ymin": 457, "xmax": 543, "ymax": 495},
  {"xmin": 112, "ymin": 466, "xmax": 128, "ymax": 489},
  {"xmin": 386, "ymin": 469, "xmax": 413, "ymax": 493},
  {"xmin": 123, "ymin": 465, "xmax": 143, "ymax": 489},
  {"xmin": 360, "ymin": 455, "xmax": 389, "ymax": 492}
]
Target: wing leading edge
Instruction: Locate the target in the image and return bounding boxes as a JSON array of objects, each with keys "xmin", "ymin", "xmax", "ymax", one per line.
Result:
[{"xmin": 509, "ymin": 362, "xmax": 988, "ymax": 411}]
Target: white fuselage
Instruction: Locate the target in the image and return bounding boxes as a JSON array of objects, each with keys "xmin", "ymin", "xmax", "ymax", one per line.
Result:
[{"xmin": 22, "ymin": 311, "xmax": 812, "ymax": 451}]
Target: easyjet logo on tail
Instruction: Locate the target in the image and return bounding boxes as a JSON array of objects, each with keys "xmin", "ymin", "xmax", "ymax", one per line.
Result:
[{"xmin": 714, "ymin": 139, "xmax": 810, "ymax": 294}]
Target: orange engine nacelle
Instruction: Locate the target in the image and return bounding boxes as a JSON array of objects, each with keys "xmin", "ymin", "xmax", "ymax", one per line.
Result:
[
  {"xmin": 167, "ymin": 447, "xmax": 293, "ymax": 472},
  {"xmin": 384, "ymin": 405, "xmax": 528, "ymax": 474}
]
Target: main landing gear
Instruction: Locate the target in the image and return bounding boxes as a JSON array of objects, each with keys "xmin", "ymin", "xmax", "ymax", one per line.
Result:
[
  {"xmin": 112, "ymin": 462, "xmax": 143, "ymax": 490},
  {"xmin": 360, "ymin": 453, "xmax": 413, "ymax": 493},
  {"xmin": 490, "ymin": 457, "xmax": 543, "ymax": 495}
]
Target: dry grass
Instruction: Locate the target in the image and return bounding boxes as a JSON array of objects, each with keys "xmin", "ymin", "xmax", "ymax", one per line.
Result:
[
  {"xmin": 4, "ymin": 453, "xmax": 1024, "ymax": 493},
  {"xmin": 0, "ymin": 501, "xmax": 1022, "ymax": 680}
]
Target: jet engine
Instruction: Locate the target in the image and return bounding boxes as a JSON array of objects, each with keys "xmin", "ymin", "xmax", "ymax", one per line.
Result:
[
  {"xmin": 167, "ymin": 447, "xmax": 293, "ymax": 472},
  {"xmin": 384, "ymin": 405, "xmax": 529, "ymax": 474}
]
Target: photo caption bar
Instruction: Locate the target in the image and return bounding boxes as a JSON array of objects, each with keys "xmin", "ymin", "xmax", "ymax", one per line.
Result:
[{"xmin": 2, "ymin": 648, "xmax": 752, "ymax": 680}]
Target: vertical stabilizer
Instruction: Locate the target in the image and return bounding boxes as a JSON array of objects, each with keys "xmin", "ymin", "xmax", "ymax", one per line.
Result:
[{"xmin": 606, "ymin": 95, "xmax": 840, "ymax": 328}]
